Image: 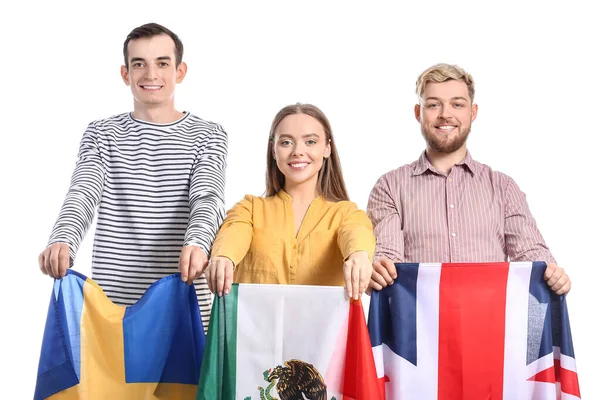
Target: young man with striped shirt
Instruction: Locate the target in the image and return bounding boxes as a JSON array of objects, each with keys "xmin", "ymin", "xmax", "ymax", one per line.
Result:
[
  {"xmin": 367, "ymin": 63, "xmax": 571, "ymax": 295},
  {"xmin": 38, "ymin": 23, "xmax": 227, "ymax": 329}
]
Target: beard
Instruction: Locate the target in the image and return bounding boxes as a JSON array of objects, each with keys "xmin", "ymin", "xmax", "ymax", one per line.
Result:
[{"xmin": 421, "ymin": 122, "xmax": 471, "ymax": 153}]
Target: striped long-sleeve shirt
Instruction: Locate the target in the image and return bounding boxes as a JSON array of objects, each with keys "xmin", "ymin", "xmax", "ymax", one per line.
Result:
[
  {"xmin": 367, "ymin": 151, "xmax": 555, "ymax": 264},
  {"xmin": 48, "ymin": 112, "xmax": 227, "ymax": 329}
]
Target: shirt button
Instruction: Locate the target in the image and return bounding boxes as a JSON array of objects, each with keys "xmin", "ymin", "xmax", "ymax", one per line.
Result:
[
  {"xmin": 293, "ymin": 244, "xmax": 297, "ymax": 249},
  {"xmin": 449, "ymin": 204, "xmax": 455, "ymax": 209},
  {"xmin": 451, "ymin": 232, "xmax": 457, "ymax": 237},
  {"xmin": 448, "ymin": 178, "xmax": 453, "ymax": 182}
]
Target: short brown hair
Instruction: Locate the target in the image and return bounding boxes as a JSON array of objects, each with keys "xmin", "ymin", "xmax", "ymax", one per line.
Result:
[
  {"xmin": 416, "ymin": 63, "xmax": 475, "ymax": 102},
  {"xmin": 265, "ymin": 103, "xmax": 349, "ymax": 202},
  {"xmin": 123, "ymin": 23, "xmax": 184, "ymax": 69}
]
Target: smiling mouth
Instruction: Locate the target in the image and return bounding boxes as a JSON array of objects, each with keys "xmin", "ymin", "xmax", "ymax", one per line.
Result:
[
  {"xmin": 436, "ymin": 125, "xmax": 457, "ymax": 132},
  {"xmin": 289, "ymin": 162, "xmax": 308, "ymax": 169},
  {"xmin": 140, "ymin": 85, "xmax": 162, "ymax": 90}
]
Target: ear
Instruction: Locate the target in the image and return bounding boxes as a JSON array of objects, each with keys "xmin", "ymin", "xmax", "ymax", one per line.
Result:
[
  {"xmin": 471, "ymin": 103, "xmax": 478, "ymax": 122},
  {"xmin": 120, "ymin": 65, "xmax": 130, "ymax": 86},
  {"xmin": 414, "ymin": 103, "xmax": 421, "ymax": 122},
  {"xmin": 176, "ymin": 61, "xmax": 188, "ymax": 83},
  {"xmin": 324, "ymin": 139, "xmax": 331, "ymax": 158}
]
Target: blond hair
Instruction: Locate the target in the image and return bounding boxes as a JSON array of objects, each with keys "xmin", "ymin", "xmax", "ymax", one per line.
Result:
[{"xmin": 416, "ymin": 63, "xmax": 475, "ymax": 102}]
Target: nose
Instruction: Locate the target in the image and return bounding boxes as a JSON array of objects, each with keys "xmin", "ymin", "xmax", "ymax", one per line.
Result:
[
  {"xmin": 438, "ymin": 104, "xmax": 453, "ymax": 121},
  {"xmin": 143, "ymin": 64, "xmax": 158, "ymax": 80},
  {"xmin": 292, "ymin": 142, "xmax": 305, "ymax": 157}
]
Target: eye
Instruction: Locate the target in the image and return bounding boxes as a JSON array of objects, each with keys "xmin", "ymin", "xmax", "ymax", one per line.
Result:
[
  {"xmin": 425, "ymin": 103, "xmax": 440, "ymax": 109},
  {"xmin": 306, "ymin": 139, "xmax": 317, "ymax": 145},
  {"xmin": 453, "ymin": 103, "xmax": 465, "ymax": 108},
  {"xmin": 158, "ymin": 62, "xmax": 169, "ymax": 67},
  {"xmin": 280, "ymin": 139, "xmax": 293, "ymax": 146},
  {"xmin": 132, "ymin": 62, "xmax": 145, "ymax": 68}
]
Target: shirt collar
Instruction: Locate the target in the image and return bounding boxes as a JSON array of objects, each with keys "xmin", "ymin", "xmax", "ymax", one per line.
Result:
[
  {"xmin": 412, "ymin": 150, "xmax": 480, "ymax": 176},
  {"xmin": 276, "ymin": 189, "xmax": 324, "ymax": 204}
]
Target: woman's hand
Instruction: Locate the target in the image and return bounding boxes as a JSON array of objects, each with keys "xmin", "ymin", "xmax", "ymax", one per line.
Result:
[
  {"xmin": 205, "ymin": 256, "xmax": 235, "ymax": 297},
  {"xmin": 343, "ymin": 250, "xmax": 372, "ymax": 300}
]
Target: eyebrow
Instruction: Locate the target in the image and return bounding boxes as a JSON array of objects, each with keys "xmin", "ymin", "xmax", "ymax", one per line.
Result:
[
  {"xmin": 425, "ymin": 96, "xmax": 469, "ymax": 102},
  {"xmin": 277, "ymin": 133, "xmax": 321, "ymax": 139},
  {"xmin": 129, "ymin": 56, "xmax": 172, "ymax": 63}
]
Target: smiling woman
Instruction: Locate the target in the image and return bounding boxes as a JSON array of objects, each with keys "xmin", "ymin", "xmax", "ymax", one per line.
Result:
[{"xmin": 205, "ymin": 103, "xmax": 376, "ymax": 301}]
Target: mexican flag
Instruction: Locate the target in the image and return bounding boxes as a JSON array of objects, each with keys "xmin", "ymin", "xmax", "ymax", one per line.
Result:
[{"xmin": 197, "ymin": 284, "xmax": 382, "ymax": 400}]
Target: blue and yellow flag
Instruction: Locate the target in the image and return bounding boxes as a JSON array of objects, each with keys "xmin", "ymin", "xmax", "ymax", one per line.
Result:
[{"xmin": 34, "ymin": 270, "xmax": 205, "ymax": 399}]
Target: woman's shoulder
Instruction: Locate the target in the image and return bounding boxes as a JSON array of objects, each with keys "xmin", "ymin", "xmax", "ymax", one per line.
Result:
[
  {"xmin": 323, "ymin": 198, "xmax": 361, "ymax": 213},
  {"xmin": 234, "ymin": 193, "xmax": 280, "ymax": 206}
]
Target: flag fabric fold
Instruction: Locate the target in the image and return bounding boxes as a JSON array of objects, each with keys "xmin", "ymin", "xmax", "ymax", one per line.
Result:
[
  {"xmin": 197, "ymin": 283, "xmax": 382, "ymax": 400},
  {"xmin": 368, "ymin": 261, "xmax": 580, "ymax": 400},
  {"xmin": 35, "ymin": 270, "xmax": 205, "ymax": 399}
]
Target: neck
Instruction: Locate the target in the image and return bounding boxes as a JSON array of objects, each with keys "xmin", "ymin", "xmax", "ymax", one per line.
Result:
[
  {"xmin": 132, "ymin": 102, "xmax": 183, "ymax": 124},
  {"xmin": 425, "ymin": 145, "xmax": 467, "ymax": 174},
  {"xmin": 284, "ymin": 179, "xmax": 319, "ymax": 205}
]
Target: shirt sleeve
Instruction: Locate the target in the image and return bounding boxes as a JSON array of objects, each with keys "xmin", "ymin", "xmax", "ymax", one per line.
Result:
[
  {"xmin": 184, "ymin": 124, "xmax": 228, "ymax": 255},
  {"xmin": 504, "ymin": 176, "xmax": 556, "ymax": 263},
  {"xmin": 367, "ymin": 174, "xmax": 405, "ymax": 262},
  {"xmin": 337, "ymin": 202, "xmax": 376, "ymax": 261},
  {"xmin": 209, "ymin": 195, "xmax": 254, "ymax": 267},
  {"xmin": 47, "ymin": 121, "xmax": 105, "ymax": 265}
]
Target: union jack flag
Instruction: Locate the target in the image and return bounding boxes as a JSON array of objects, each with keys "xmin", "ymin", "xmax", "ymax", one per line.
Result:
[{"xmin": 368, "ymin": 262, "xmax": 580, "ymax": 399}]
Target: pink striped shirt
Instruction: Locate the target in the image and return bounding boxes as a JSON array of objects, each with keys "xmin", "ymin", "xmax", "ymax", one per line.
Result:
[{"xmin": 367, "ymin": 151, "xmax": 555, "ymax": 264}]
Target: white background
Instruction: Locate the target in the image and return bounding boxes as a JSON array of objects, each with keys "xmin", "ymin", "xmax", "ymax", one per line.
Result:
[{"xmin": 0, "ymin": 0, "xmax": 597, "ymax": 397}]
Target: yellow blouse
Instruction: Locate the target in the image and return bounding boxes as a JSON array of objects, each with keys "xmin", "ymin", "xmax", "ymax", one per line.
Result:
[{"xmin": 210, "ymin": 190, "xmax": 376, "ymax": 286}]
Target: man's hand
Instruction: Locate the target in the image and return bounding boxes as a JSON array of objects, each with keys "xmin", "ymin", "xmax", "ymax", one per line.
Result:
[
  {"xmin": 39, "ymin": 243, "xmax": 70, "ymax": 279},
  {"xmin": 205, "ymin": 256, "xmax": 234, "ymax": 297},
  {"xmin": 544, "ymin": 263, "xmax": 571, "ymax": 295},
  {"xmin": 369, "ymin": 257, "xmax": 397, "ymax": 291},
  {"xmin": 178, "ymin": 246, "xmax": 209, "ymax": 285},
  {"xmin": 343, "ymin": 250, "xmax": 372, "ymax": 300}
]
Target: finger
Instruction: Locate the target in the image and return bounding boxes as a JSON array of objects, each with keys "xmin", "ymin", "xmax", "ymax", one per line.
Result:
[
  {"xmin": 179, "ymin": 247, "xmax": 191, "ymax": 282},
  {"xmin": 216, "ymin": 261, "xmax": 226, "ymax": 297},
  {"xmin": 544, "ymin": 263, "xmax": 556, "ymax": 280},
  {"xmin": 50, "ymin": 249, "xmax": 60, "ymax": 279},
  {"xmin": 211, "ymin": 262, "xmax": 221, "ymax": 295},
  {"xmin": 369, "ymin": 278, "xmax": 383, "ymax": 291},
  {"xmin": 551, "ymin": 275, "xmax": 568, "ymax": 293},
  {"xmin": 381, "ymin": 259, "xmax": 398, "ymax": 279},
  {"xmin": 58, "ymin": 246, "xmax": 69, "ymax": 278},
  {"xmin": 198, "ymin": 249, "xmax": 209, "ymax": 273},
  {"xmin": 371, "ymin": 268, "xmax": 388, "ymax": 288},
  {"xmin": 39, "ymin": 252, "xmax": 48, "ymax": 275},
  {"xmin": 205, "ymin": 263, "xmax": 214, "ymax": 293},
  {"xmin": 352, "ymin": 266, "xmax": 360, "ymax": 300},
  {"xmin": 188, "ymin": 249, "xmax": 201, "ymax": 285},
  {"xmin": 343, "ymin": 264, "xmax": 352, "ymax": 299},
  {"xmin": 359, "ymin": 265, "xmax": 371, "ymax": 296},
  {"xmin": 556, "ymin": 279, "xmax": 572, "ymax": 296},
  {"xmin": 546, "ymin": 269, "xmax": 562, "ymax": 288},
  {"xmin": 44, "ymin": 249, "xmax": 54, "ymax": 278},
  {"xmin": 224, "ymin": 262, "xmax": 234, "ymax": 295},
  {"xmin": 374, "ymin": 262, "xmax": 394, "ymax": 284}
]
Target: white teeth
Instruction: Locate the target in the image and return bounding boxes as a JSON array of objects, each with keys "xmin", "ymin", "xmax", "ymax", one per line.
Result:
[
  {"xmin": 438, "ymin": 125, "xmax": 455, "ymax": 130},
  {"xmin": 290, "ymin": 163, "xmax": 308, "ymax": 168},
  {"xmin": 142, "ymin": 85, "xmax": 161, "ymax": 89}
]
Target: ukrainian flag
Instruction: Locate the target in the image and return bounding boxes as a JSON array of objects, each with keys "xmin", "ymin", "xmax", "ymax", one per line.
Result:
[{"xmin": 34, "ymin": 270, "xmax": 205, "ymax": 399}]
